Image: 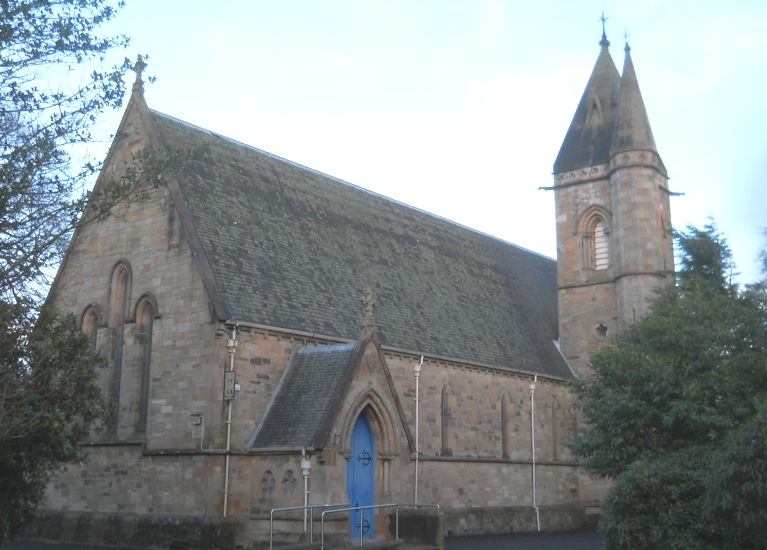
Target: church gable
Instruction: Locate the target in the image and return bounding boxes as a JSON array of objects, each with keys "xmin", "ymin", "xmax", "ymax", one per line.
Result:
[
  {"xmin": 336, "ymin": 338, "xmax": 415, "ymax": 457},
  {"xmin": 50, "ymin": 175, "xmax": 219, "ymax": 441},
  {"xmin": 48, "ymin": 79, "xmax": 228, "ymax": 443},
  {"xmin": 249, "ymin": 337, "xmax": 411, "ymax": 452}
]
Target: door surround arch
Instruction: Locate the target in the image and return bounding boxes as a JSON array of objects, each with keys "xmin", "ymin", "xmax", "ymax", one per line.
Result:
[{"xmin": 340, "ymin": 389, "xmax": 398, "ymax": 458}]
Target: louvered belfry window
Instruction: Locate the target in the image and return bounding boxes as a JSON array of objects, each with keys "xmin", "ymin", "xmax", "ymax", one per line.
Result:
[{"xmin": 593, "ymin": 220, "xmax": 609, "ymax": 270}]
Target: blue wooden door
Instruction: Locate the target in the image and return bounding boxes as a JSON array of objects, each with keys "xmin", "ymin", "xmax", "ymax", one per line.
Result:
[{"xmin": 347, "ymin": 414, "xmax": 375, "ymax": 540}]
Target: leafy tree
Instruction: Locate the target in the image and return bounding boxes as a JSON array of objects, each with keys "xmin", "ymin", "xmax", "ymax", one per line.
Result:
[
  {"xmin": 0, "ymin": 302, "xmax": 108, "ymax": 542},
  {"xmin": 0, "ymin": 0, "xmax": 132, "ymax": 302},
  {"xmin": 0, "ymin": 1, "xmax": 134, "ymax": 542},
  {"xmin": 573, "ymin": 223, "xmax": 767, "ymax": 549}
]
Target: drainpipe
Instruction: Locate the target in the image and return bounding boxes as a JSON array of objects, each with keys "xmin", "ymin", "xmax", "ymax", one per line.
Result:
[
  {"xmin": 223, "ymin": 324, "xmax": 238, "ymax": 517},
  {"xmin": 529, "ymin": 374, "xmax": 540, "ymax": 532},
  {"xmin": 413, "ymin": 355, "xmax": 423, "ymax": 508},
  {"xmin": 301, "ymin": 449, "xmax": 312, "ymax": 532}
]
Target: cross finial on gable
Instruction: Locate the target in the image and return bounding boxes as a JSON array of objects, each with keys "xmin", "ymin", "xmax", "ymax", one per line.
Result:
[
  {"xmin": 133, "ymin": 55, "xmax": 147, "ymax": 95},
  {"xmin": 362, "ymin": 288, "xmax": 378, "ymax": 336}
]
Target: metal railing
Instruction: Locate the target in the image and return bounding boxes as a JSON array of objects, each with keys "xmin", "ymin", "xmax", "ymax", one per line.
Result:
[
  {"xmin": 321, "ymin": 503, "xmax": 399, "ymax": 550},
  {"xmin": 269, "ymin": 502, "xmax": 348, "ymax": 549},
  {"xmin": 399, "ymin": 503, "xmax": 440, "ymax": 510}
]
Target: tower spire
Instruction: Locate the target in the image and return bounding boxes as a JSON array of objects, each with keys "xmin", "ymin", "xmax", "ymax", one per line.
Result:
[
  {"xmin": 553, "ymin": 16, "xmax": 620, "ymax": 174},
  {"xmin": 609, "ymin": 42, "xmax": 662, "ymax": 164}
]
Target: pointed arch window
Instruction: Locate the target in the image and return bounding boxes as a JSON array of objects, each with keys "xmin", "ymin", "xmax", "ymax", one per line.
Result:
[
  {"xmin": 500, "ymin": 393, "xmax": 511, "ymax": 459},
  {"xmin": 593, "ymin": 220, "xmax": 609, "ymax": 270},
  {"xmin": 551, "ymin": 396, "xmax": 561, "ymax": 461},
  {"xmin": 580, "ymin": 208, "xmax": 611, "ymax": 271},
  {"xmin": 136, "ymin": 297, "xmax": 155, "ymax": 433},
  {"xmin": 108, "ymin": 261, "xmax": 131, "ymax": 432},
  {"xmin": 110, "ymin": 263, "xmax": 130, "ymax": 327},
  {"xmin": 81, "ymin": 305, "xmax": 100, "ymax": 352},
  {"xmin": 440, "ymin": 386, "xmax": 453, "ymax": 457}
]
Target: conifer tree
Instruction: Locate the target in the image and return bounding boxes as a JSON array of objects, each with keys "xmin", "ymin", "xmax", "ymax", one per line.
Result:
[{"xmin": 573, "ymin": 223, "xmax": 767, "ymax": 549}]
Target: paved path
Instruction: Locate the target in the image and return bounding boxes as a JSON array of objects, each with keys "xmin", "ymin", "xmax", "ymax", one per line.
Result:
[
  {"xmin": 5, "ymin": 531, "xmax": 604, "ymax": 550},
  {"xmin": 446, "ymin": 531, "xmax": 604, "ymax": 550},
  {"xmin": 2, "ymin": 541, "xmax": 143, "ymax": 550}
]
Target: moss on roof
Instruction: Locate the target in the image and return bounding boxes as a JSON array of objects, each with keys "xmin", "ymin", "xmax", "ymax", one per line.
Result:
[{"xmin": 152, "ymin": 111, "xmax": 571, "ymax": 379}]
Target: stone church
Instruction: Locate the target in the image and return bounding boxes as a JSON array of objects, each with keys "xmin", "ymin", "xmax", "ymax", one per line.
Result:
[{"xmin": 40, "ymin": 30, "xmax": 673, "ymax": 547}]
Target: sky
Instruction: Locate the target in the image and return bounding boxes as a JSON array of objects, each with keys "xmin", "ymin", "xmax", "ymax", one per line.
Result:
[{"xmin": 94, "ymin": 0, "xmax": 766, "ymax": 284}]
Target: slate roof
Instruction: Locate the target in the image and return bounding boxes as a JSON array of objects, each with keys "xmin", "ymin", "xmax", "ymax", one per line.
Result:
[
  {"xmin": 149, "ymin": 108, "xmax": 572, "ymax": 379},
  {"xmin": 554, "ymin": 36, "xmax": 663, "ymax": 175},
  {"xmin": 249, "ymin": 342, "xmax": 363, "ymax": 448}
]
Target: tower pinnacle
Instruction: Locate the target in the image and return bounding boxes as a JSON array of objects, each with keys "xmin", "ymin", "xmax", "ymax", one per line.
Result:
[{"xmin": 599, "ymin": 12, "xmax": 610, "ymax": 48}]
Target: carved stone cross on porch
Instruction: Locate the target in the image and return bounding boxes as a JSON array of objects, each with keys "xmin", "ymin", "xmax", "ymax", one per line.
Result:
[{"xmin": 361, "ymin": 288, "xmax": 378, "ymax": 336}]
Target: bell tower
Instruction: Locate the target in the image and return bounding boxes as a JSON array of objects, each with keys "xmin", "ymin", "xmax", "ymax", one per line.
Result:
[{"xmin": 553, "ymin": 30, "xmax": 674, "ymax": 376}]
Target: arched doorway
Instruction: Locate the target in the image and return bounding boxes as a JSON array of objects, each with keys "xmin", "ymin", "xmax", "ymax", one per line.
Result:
[{"xmin": 346, "ymin": 412, "xmax": 375, "ymax": 540}]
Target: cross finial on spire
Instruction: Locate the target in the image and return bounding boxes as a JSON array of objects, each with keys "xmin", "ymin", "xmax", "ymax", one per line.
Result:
[
  {"xmin": 361, "ymin": 288, "xmax": 378, "ymax": 336},
  {"xmin": 132, "ymin": 55, "xmax": 146, "ymax": 95},
  {"xmin": 624, "ymin": 29, "xmax": 631, "ymax": 53},
  {"xmin": 599, "ymin": 12, "xmax": 610, "ymax": 48}
]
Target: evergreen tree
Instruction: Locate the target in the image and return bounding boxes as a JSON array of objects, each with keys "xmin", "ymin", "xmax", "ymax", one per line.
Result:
[
  {"xmin": 573, "ymin": 223, "xmax": 767, "ymax": 549},
  {"xmin": 0, "ymin": 303, "xmax": 109, "ymax": 541}
]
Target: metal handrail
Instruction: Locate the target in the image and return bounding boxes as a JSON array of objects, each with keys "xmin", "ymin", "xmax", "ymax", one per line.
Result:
[
  {"xmin": 269, "ymin": 502, "xmax": 349, "ymax": 548},
  {"xmin": 399, "ymin": 503, "xmax": 440, "ymax": 510},
  {"xmin": 321, "ymin": 503, "xmax": 399, "ymax": 550}
]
